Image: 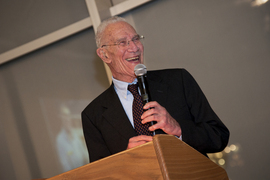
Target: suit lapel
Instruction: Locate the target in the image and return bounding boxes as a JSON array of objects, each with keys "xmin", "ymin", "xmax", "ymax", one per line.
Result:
[
  {"xmin": 100, "ymin": 74, "xmax": 169, "ymax": 139},
  {"xmin": 147, "ymin": 72, "xmax": 169, "ymax": 134},
  {"xmin": 147, "ymin": 73, "xmax": 168, "ymax": 107},
  {"xmin": 102, "ymin": 84, "xmax": 136, "ymax": 139}
]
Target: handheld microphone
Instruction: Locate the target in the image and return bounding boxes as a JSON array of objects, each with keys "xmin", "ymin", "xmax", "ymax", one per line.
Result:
[
  {"xmin": 134, "ymin": 64, "xmax": 155, "ymax": 135},
  {"xmin": 134, "ymin": 64, "xmax": 150, "ymax": 105}
]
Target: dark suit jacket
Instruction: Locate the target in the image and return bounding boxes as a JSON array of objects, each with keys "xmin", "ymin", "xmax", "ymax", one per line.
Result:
[{"xmin": 82, "ymin": 69, "xmax": 229, "ymax": 162}]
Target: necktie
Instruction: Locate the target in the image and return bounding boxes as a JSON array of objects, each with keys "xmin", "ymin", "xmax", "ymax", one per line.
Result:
[{"xmin": 128, "ymin": 84, "xmax": 153, "ymax": 136}]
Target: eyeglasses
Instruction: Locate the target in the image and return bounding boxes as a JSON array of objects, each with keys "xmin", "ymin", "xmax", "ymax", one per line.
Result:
[{"xmin": 101, "ymin": 35, "xmax": 144, "ymax": 48}]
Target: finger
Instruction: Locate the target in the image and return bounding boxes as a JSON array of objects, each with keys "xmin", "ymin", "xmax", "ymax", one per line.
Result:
[
  {"xmin": 141, "ymin": 108, "xmax": 156, "ymax": 119},
  {"xmin": 143, "ymin": 101, "xmax": 159, "ymax": 110},
  {"xmin": 130, "ymin": 135, "xmax": 153, "ymax": 142},
  {"xmin": 142, "ymin": 114, "xmax": 158, "ymax": 125},
  {"xmin": 149, "ymin": 123, "xmax": 159, "ymax": 132},
  {"xmin": 127, "ymin": 140, "xmax": 149, "ymax": 149},
  {"xmin": 148, "ymin": 119, "xmax": 165, "ymax": 131},
  {"xmin": 134, "ymin": 141, "xmax": 148, "ymax": 146}
]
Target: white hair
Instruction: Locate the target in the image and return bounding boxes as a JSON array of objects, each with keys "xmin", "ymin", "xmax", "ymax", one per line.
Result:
[{"xmin": 95, "ymin": 16, "xmax": 127, "ymax": 48}]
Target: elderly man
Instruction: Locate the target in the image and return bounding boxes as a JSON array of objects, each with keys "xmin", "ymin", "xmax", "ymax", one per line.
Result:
[{"xmin": 82, "ymin": 16, "xmax": 229, "ymax": 162}]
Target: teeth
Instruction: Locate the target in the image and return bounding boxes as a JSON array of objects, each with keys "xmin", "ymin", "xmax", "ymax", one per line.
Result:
[{"xmin": 126, "ymin": 56, "xmax": 139, "ymax": 61}]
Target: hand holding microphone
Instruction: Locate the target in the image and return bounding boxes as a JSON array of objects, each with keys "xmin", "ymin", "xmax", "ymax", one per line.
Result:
[
  {"xmin": 134, "ymin": 64, "xmax": 155, "ymax": 135},
  {"xmin": 134, "ymin": 64, "xmax": 182, "ymax": 138}
]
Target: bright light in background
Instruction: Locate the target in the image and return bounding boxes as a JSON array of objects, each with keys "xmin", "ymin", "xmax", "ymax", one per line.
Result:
[
  {"xmin": 251, "ymin": 0, "xmax": 268, "ymax": 6},
  {"xmin": 40, "ymin": 98, "xmax": 90, "ymax": 172},
  {"xmin": 218, "ymin": 159, "xmax": 226, "ymax": 166},
  {"xmin": 208, "ymin": 143, "xmax": 243, "ymax": 168},
  {"xmin": 224, "ymin": 144, "xmax": 239, "ymax": 153},
  {"xmin": 234, "ymin": 0, "xmax": 269, "ymax": 6}
]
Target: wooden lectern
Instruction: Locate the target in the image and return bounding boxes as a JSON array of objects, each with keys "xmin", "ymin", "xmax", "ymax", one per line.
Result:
[{"xmin": 38, "ymin": 135, "xmax": 228, "ymax": 180}]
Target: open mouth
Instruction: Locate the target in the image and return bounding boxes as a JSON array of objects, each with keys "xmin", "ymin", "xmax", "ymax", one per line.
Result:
[{"xmin": 126, "ymin": 56, "xmax": 140, "ymax": 61}]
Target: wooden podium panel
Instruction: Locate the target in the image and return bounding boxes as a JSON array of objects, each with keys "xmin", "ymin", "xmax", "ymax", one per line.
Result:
[
  {"xmin": 153, "ymin": 135, "xmax": 228, "ymax": 180},
  {"xmin": 45, "ymin": 140, "xmax": 162, "ymax": 180},
  {"xmin": 38, "ymin": 135, "xmax": 228, "ymax": 180}
]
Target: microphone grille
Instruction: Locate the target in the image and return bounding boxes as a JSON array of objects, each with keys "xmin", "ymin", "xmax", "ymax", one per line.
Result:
[{"xmin": 134, "ymin": 64, "xmax": 147, "ymax": 76}]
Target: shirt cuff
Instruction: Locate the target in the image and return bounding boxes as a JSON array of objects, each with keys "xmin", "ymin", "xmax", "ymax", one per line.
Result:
[{"xmin": 175, "ymin": 135, "xmax": 182, "ymax": 140}]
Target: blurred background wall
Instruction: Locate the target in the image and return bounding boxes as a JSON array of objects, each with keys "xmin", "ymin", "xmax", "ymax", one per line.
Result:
[{"xmin": 0, "ymin": 0, "xmax": 269, "ymax": 179}]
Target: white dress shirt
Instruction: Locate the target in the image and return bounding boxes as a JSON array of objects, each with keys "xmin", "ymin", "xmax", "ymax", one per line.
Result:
[
  {"xmin": 112, "ymin": 77, "xmax": 182, "ymax": 140},
  {"xmin": 112, "ymin": 77, "xmax": 137, "ymax": 127}
]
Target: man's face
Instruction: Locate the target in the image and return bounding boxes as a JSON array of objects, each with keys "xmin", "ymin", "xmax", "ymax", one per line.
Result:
[{"xmin": 100, "ymin": 21, "xmax": 144, "ymax": 82}]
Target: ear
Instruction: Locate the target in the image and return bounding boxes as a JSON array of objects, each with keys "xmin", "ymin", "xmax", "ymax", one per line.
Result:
[{"xmin": 97, "ymin": 48, "xmax": 111, "ymax": 63}]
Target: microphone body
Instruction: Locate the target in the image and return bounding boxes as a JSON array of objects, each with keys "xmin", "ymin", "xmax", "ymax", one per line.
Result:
[
  {"xmin": 137, "ymin": 74, "xmax": 151, "ymax": 105},
  {"xmin": 134, "ymin": 64, "xmax": 151, "ymax": 105},
  {"xmin": 134, "ymin": 64, "xmax": 155, "ymax": 135}
]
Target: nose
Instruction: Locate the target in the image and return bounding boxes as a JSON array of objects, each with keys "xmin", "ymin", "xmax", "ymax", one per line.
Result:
[{"xmin": 127, "ymin": 40, "xmax": 140, "ymax": 52}]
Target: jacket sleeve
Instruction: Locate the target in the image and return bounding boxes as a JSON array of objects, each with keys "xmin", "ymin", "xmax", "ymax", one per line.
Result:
[
  {"xmin": 180, "ymin": 69, "xmax": 229, "ymax": 154},
  {"xmin": 81, "ymin": 110, "xmax": 111, "ymax": 162}
]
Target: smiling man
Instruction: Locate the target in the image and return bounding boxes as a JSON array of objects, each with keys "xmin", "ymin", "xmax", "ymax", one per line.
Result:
[
  {"xmin": 82, "ymin": 16, "xmax": 229, "ymax": 163},
  {"xmin": 96, "ymin": 19, "xmax": 143, "ymax": 83}
]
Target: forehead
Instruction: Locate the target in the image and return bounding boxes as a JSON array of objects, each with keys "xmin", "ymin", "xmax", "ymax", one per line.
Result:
[{"xmin": 103, "ymin": 21, "xmax": 137, "ymax": 42}]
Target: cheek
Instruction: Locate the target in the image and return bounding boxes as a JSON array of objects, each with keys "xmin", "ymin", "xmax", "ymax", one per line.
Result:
[
  {"xmin": 116, "ymin": 59, "xmax": 134, "ymax": 75},
  {"xmin": 112, "ymin": 52, "xmax": 127, "ymax": 70},
  {"xmin": 112, "ymin": 50, "xmax": 136, "ymax": 75},
  {"xmin": 119, "ymin": 60, "xmax": 132, "ymax": 73}
]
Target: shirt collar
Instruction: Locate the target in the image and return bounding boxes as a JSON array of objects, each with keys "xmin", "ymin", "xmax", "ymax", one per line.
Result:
[{"xmin": 112, "ymin": 77, "xmax": 137, "ymax": 98}]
